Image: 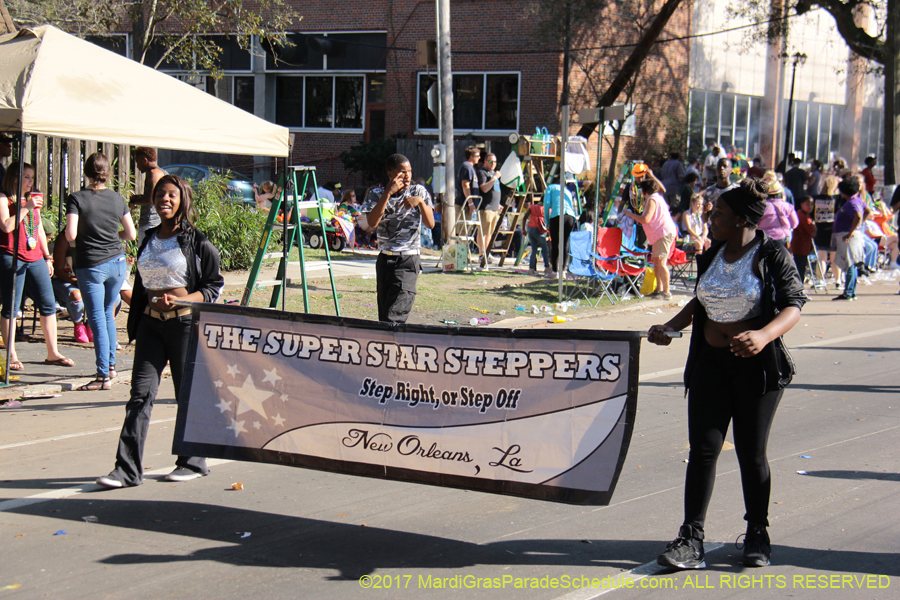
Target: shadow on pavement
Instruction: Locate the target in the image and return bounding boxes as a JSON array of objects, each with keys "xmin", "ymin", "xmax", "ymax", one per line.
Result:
[{"xmin": 5, "ymin": 498, "xmax": 899, "ymax": 580}]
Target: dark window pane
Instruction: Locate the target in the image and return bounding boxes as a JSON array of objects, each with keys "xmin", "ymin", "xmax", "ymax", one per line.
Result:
[
  {"xmin": 306, "ymin": 76, "xmax": 333, "ymax": 128},
  {"xmin": 265, "ymin": 34, "xmax": 324, "ymax": 70},
  {"xmin": 719, "ymin": 94, "xmax": 734, "ymax": 146},
  {"xmin": 688, "ymin": 90, "xmax": 704, "ymax": 156},
  {"xmin": 326, "ymin": 33, "xmax": 388, "ymax": 70},
  {"xmin": 275, "ymin": 77, "xmax": 304, "ymax": 127},
  {"xmin": 453, "ymin": 74, "xmax": 483, "ymax": 130},
  {"xmin": 208, "ymin": 35, "xmax": 252, "ymax": 71},
  {"xmin": 485, "ymin": 74, "xmax": 518, "ymax": 129},
  {"xmin": 417, "ymin": 74, "xmax": 439, "ymax": 130},
  {"xmin": 369, "ymin": 74, "xmax": 386, "ymax": 104},
  {"xmin": 335, "ymin": 77, "xmax": 364, "ymax": 129},
  {"xmin": 235, "ymin": 76, "xmax": 255, "ymax": 114},
  {"xmin": 749, "ymin": 97, "xmax": 762, "ymax": 157},
  {"xmin": 369, "ymin": 110, "xmax": 386, "ymax": 142},
  {"xmin": 806, "ymin": 104, "xmax": 819, "ymax": 163},
  {"xmin": 704, "ymin": 92, "xmax": 720, "ymax": 146},
  {"xmin": 830, "ymin": 106, "xmax": 842, "ymax": 156}
]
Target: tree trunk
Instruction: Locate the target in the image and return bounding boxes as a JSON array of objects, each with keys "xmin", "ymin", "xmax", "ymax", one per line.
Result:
[
  {"xmin": 575, "ymin": 0, "xmax": 684, "ymax": 139},
  {"xmin": 885, "ymin": 0, "xmax": 899, "ymax": 185}
]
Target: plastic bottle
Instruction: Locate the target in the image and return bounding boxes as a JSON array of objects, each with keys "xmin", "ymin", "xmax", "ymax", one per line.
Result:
[
  {"xmin": 469, "ymin": 318, "xmax": 479, "ymax": 326},
  {"xmin": 515, "ymin": 304, "xmax": 527, "ymax": 312}
]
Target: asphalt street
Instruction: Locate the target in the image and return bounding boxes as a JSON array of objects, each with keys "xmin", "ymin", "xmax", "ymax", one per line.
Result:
[{"xmin": 1, "ymin": 274, "xmax": 898, "ymax": 600}]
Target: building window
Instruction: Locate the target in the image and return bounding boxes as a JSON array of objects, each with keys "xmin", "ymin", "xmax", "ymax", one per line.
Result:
[
  {"xmin": 417, "ymin": 72, "xmax": 519, "ymax": 132},
  {"xmin": 275, "ymin": 75, "xmax": 365, "ymax": 130},
  {"xmin": 265, "ymin": 32, "xmax": 386, "ymax": 71}
]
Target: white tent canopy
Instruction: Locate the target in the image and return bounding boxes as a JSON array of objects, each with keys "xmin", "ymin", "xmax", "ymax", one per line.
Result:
[{"xmin": 0, "ymin": 25, "xmax": 289, "ymax": 157}]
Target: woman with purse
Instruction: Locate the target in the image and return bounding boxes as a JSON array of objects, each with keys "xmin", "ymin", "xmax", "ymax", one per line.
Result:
[
  {"xmin": 65, "ymin": 152, "xmax": 136, "ymax": 390},
  {"xmin": 649, "ymin": 177, "xmax": 806, "ymax": 570},
  {"xmin": 0, "ymin": 164, "xmax": 75, "ymax": 371},
  {"xmin": 96, "ymin": 175, "xmax": 224, "ymax": 488}
]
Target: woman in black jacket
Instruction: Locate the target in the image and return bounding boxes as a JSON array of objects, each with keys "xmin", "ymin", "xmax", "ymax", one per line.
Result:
[
  {"xmin": 96, "ymin": 175, "xmax": 224, "ymax": 489},
  {"xmin": 648, "ymin": 178, "xmax": 806, "ymax": 570}
]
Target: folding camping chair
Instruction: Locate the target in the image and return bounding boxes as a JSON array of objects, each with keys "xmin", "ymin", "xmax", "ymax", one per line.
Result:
[
  {"xmin": 806, "ymin": 240, "xmax": 829, "ymax": 293},
  {"xmin": 668, "ymin": 244, "xmax": 697, "ymax": 290},
  {"xmin": 594, "ymin": 227, "xmax": 648, "ymax": 299},
  {"xmin": 567, "ymin": 230, "xmax": 618, "ymax": 307}
]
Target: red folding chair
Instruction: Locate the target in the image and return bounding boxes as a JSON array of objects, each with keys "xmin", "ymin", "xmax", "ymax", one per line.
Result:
[
  {"xmin": 668, "ymin": 243, "xmax": 697, "ymax": 289},
  {"xmin": 594, "ymin": 227, "xmax": 649, "ymax": 298}
]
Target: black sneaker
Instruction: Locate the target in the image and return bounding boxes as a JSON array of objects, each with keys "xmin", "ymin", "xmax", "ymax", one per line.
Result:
[
  {"xmin": 832, "ymin": 294, "xmax": 854, "ymax": 301},
  {"xmin": 738, "ymin": 523, "xmax": 771, "ymax": 567},
  {"xmin": 163, "ymin": 468, "xmax": 206, "ymax": 482},
  {"xmin": 657, "ymin": 524, "xmax": 706, "ymax": 569}
]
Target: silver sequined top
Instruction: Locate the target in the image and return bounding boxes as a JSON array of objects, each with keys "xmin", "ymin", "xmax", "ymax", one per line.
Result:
[
  {"xmin": 137, "ymin": 233, "xmax": 188, "ymax": 290},
  {"xmin": 696, "ymin": 241, "xmax": 763, "ymax": 323}
]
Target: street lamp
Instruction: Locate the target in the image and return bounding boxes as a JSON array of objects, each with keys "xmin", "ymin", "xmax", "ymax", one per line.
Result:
[{"xmin": 782, "ymin": 52, "xmax": 808, "ymax": 166}]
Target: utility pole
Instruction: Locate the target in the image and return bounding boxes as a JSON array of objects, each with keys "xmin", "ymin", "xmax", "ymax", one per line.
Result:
[
  {"xmin": 437, "ymin": 0, "xmax": 455, "ymax": 240},
  {"xmin": 781, "ymin": 52, "xmax": 807, "ymax": 167},
  {"xmin": 557, "ymin": 2, "xmax": 571, "ymax": 301}
]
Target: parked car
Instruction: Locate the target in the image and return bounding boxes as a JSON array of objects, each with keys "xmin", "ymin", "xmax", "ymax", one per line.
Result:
[{"xmin": 162, "ymin": 164, "xmax": 255, "ymax": 206}]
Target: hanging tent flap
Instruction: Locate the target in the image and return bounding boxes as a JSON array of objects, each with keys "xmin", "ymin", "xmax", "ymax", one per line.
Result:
[{"xmin": 0, "ymin": 26, "xmax": 289, "ymax": 157}]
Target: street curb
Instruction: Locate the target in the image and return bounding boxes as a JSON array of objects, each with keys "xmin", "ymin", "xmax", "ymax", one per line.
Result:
[{"xmin": 1, "ymin": 366, "xmax": 169, "ymax": 403}]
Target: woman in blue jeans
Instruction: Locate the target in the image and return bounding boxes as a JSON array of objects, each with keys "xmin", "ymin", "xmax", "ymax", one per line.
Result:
[
  {"xmin": 66, "ymin": 152, "xmax": 136, "ymax": 390},
  {"xmin": 0, "ymin": 164, "xmax": 75, "ymax": 370}
]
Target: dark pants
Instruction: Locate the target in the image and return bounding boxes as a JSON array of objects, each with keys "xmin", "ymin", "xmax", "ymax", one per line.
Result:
[
  {"xmin": 376, "ymin": 253, "xmax": 420, "ymax": 323},
  {"xmin": 793, "ymin": 254, "xmax": 809, "ymax": 283},
  {"xmin": 111, "ymin": 313, "xmax": 208, "ymax": 486},
  {"xmin": 684, "ymin": 342, "xmax": 783, "ymax": 532},
  {"xmin": 548, "ymin": 215, "xmax": 575, "ymax": 272}
]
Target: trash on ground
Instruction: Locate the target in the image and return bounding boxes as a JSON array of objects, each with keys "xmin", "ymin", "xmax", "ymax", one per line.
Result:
[
  {"xmin": 515, "ymin": 304, "xmax": 527, "ymax": 312},
  {"xmin": 362, "ymin": 275, "xmax": 373, "ymax": 279},
  {"xmin": 82, "ymin": 516, "xmax": 98, "ymax": 523},
  {"xmin": 325, "ymin": 294, "xmax": 342, "ymax": 299},
  {"xmin": 238, "ymin": 532, "xmax": 251, "ymax": 538},
  {"xmin": 498, "ymin": 310, "xmax": 506, "ymax": 315},
  {"xmin": 799, "ymin": 455, "xmax": 812, "ymax": 459},
  {"xmin": 469, "ymin": 306, "xmax": 489, "ymax": 314},
  {"xmin": 796, "ymin": 470, "xmax": 808, "ymax": 475},
  {"xmin": 3, "ymin": 400, "xmax": 23, "ymax": 408},
  {"xmin": 231, "ymin": 482, "xmax": 244, "ymax": 491},
  {"xmin": 477, "ymin": 317, "xmax": 491, "ymax": 325},
  {"xmin": 441, "ymin": 319, "xmax": 458, "ymax": 325},
  {"xmin": 550, "ymin": 315, "xmax": 566, "ymax": 323},
  {"xmin": 54, "ymin": 530, "xmax": 66, "ymax": 535}
]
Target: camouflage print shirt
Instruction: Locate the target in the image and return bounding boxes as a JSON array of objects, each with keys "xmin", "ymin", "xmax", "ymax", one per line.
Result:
[{"xmin": 360, "ymin": 183, "xmax": 433, "ymax": 253}]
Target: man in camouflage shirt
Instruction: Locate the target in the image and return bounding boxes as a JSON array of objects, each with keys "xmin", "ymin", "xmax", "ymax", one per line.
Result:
[{"xmin": 359, "ymin": 154, "xmax": 435, "ymax": 323}]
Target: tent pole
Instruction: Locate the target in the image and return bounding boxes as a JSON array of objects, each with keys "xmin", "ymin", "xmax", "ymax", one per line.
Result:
[{"xmin": 4, "ymin": 132, "xmax": 27, "ymax": 385}]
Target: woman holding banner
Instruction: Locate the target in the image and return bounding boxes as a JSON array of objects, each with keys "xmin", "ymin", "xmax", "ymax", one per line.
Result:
[
  {"xmin": 96, "ymin": 175, "xmax": 223, "ymax": 489},
  {"xmin": 648, "ymin": 177, "xmax": 805, "ymax": 570}
]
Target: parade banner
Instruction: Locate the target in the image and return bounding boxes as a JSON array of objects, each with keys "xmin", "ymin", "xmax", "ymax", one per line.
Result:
[{"xmin": 173, "ymin": 304, "xmax": 641, "ymax": 505}]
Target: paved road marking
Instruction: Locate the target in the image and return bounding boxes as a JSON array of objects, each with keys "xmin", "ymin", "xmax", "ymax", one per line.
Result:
[
  {"xmin": 0, "ymin": 458, "xmax": 233, "ymax": 512},
  {"xmin": 0, "ymin": 418, "xmax": 176, "ymax": 451},
  {"xmin": 552, "ymin": 544, "xmax": 724, "ymax": 600},
  {"xmin": 790, "ymin": 325, "xmax": 900, "ymax": 349}
]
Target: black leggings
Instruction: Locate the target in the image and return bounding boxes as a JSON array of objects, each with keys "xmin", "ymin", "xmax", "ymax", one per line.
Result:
[
  {"xmin": 548, "ymin": 215, "xmax": 575, "ymax": 272},
  {"xmin": 684, "ymin": 342, "xmax": 783, "ymax": 532}
]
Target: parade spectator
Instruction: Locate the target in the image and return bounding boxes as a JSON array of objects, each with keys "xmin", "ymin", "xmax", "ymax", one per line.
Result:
[
  {"xmin": 832, "ymin": 157, "xmax": 847, "ymax": 176},
  {"xmin": 814, "ymin": 176, "xmax": 840, "ymax": 284},
  {"xmin": 649, "ymin": 177, "xmax": 805, "ymax": 571},
  {"xmin": 861, "ymin": 157, "xmax": 877, "ymax": 194},
  {"xmin": 677, "ymin": 172, "xmax": 701, "ymax": 216},
  {"xmin": 316, "ymin": 181, "xmax": 339, "ymax": 202},
  {"xmin": 455, "ymin": 146, "xmax": 480, "ymax": 225},
  {"xmin": 783, "ymin": 157, "xmax": 806, "ymax": 205},
  {"xmin": 660, "ymin": 152, "xmax": 685, "ymax": 208},
  {"xmin": 129, "ymin": 147, "xmax": 164, "ymax": 245},
  {"xmin": 806, "ymin": 160, "xmax": 824, "ymax": 197},
  {"xmin": 703, "ymin": 159, "xmax": 737, "ymax": 209},
  {"xmin": 51, "ymin": 234, "xmax": 94, "ymax": 344},
  {"xmin": 0, "ymin": 164, "xmax": 75, "ymax": 372},
  {"xmin": 685, "ymin": 156, "xmax": 701, "ymax": 180},
  {"xmin": 253, "ymin": 181, "xmax": 279, "ymax": 213},
  {"xmin": 623, "ymin": 178, "xmax": 677, "ymax": 299},
  {"xmin": 96, "ymin": 175, "xmax": 224, "ymax": 488},
  {"xmin": 832, "ymin": 177, "xmax": 868, "ymax": 301},
  {"xmin": 757, "ymin": 172, "xmax": 798, "ymax": 248},
  {"xmin": 525, "ymin": 197, "xmax": 552, "ymax": 277},
  {"xmin": 66, "ymin": 152, "xmax": 136, "ymax": 389},
  {"xmin": 681, "ymin": 194, "xmax": 709, "ymax": 253},
  {"xmin": 476, "ymin": 153, "xmax": 502, "ymax": 268},
  {"xmin": 543, "ymin": 182, "xmax": 577, "ymax": 276},
  {"xmin": 359, "ymin": 154, "xmax": 434, "ymax": 323},
  {"xmin": 703, "ymin": 145, "xmax": 726, "ymax": 186},
  {"xmin": 791, "ymin": 196, "xmax": 817, "ymax": 282},
  {"xmin": 747, "ymin": 156, "xmax": 766, "ymax": 179}
]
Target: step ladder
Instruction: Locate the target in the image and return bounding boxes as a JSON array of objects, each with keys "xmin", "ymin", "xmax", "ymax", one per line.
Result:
[
  {"xmin": 600, "ymin": 160, "xmax": 642, "ymax": 227},
  {"xmin": 450, "ymin": 195, "xmax": 485, "ymax": 269},
  {"xmin": 488, "ymin": 191, "xmax": 528, "ymax": 267},
  {"xmin": 240, "ymin": 166, "xmax": 341, "ymax": 315}
]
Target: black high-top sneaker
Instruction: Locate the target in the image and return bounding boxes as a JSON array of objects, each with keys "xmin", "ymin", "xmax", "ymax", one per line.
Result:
[
  {"xmin": 657, "ymin": 524, "xmax": 706, "ymax": 569},
  {"xmin": 738, "ymin": 523, "xmax": 771, "ymax": 567}
]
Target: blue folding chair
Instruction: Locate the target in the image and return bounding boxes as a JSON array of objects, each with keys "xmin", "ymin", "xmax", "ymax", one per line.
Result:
[{"xmin": 566, "ymin": 230, "xmax": 618, "ymax": 306}]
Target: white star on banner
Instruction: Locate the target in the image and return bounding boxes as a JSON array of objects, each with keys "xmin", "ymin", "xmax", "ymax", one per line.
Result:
[
  {"xmin": 214, "ymin": 380, "xmax": 223, "ymax": 388},
  {"xmin": 280, "ymin": 393, "xmax": 289, "ymax": 403},
  {"xmin": 228, "ymin": 375, "xmax": 274, "ymax": 420},
  {"xmin": 262, "ymin": 367, "xmax": 282, "ymax": 386},
  {"xmin": 215, "ymin": 398, "xmax": 232, "ymax": 413},
  {"xmin": 226, "ymin": 364, "xmax": 241, "ymax": 377},
  {"xmin": 272, "ymin": 414, "xmax": 286, "ymax": 427},
  {"xmin": 227, "ymin": 418, "xmax": 247, "ymax": 437},
  {"xmin": 253, "ymin": 421, "xmax": 262, "ymax": 430}
]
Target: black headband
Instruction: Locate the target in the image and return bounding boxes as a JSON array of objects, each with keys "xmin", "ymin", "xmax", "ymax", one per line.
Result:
[{"xmin": 720, "ymin": 187, "xmax": 767, "ymax": 226}]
